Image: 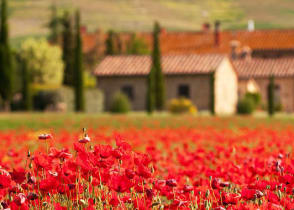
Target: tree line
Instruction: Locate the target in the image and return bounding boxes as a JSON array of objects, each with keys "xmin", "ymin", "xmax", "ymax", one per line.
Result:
[{"xmin": 0, "ymin": 0, "xmax": 85, "ymax": 112}]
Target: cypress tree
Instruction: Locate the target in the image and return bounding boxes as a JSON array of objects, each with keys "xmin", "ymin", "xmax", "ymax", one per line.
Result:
[
  {"xmin": 48, "ymin": 4, "xmax": 60, "ymax": 44},
  {"xmin": 146, "ymin": 67, "xmax": 156, "ymax": 113},
  {"xmin": 73, "ymin": 10, "xmax": 85, "ymax": 112},
  {"xmin": 0, "ymin": 0, "xmax": 13, "ymax": 111},
  {"xmin": 268, "ymin": 75, "xmax": 275, "ymax": 116},
  {"xmin": 210, "ymin": 72, "xmax": 215, "ymax": 115},
  {"xmin": 21, "ymin": 59, "xmax": 32, "ymax": 111},
  {"xmin": 62, "ymin": 11, "xmax": 74, "ymax": 86},
  {"xmin": 152, "ymin": 22, "xmax": 165, "ymax": 110},
  {"xmin": 105, "ymin": 30, "xmax": 115, "ymax": 55}
]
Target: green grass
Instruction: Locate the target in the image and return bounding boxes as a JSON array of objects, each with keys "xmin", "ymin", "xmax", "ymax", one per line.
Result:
[
  {"xmin": 7, "ymin": 0, "xmax": 294, "ymax": 45},
  {"xmin": 1, "ymin": 112, "xmax": 294, "ymax": 131}
]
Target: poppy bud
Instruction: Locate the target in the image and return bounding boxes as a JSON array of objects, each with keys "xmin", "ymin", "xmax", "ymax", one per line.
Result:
[
  {"xmin": 151, "ymin": 165, "xmax": 155, "ymax": 174},
  {"xmin": 79, "ymin": 199, "xmax": 87, "ymax": 206},
  {"xmin": 89, "ymin": 176, "xmax": 93, "ymax": 183},
  {"xmin": 205, "ymin": 189, "xmax": 210, "ymax": 198},
  {"xmin": 27, "ymin": 150, "xmax": 31, "ymax": 158}
]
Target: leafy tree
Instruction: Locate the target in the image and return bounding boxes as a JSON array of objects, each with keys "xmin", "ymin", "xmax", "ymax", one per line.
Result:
[
  {"xmin": 21, "ymin": 59, "xmax": 32, "ymax": 110},
  {"xmin": 73, "ymin": 10, "xmax": 85, "ymax": 112},
  {"xmin": 268, "ymin": 75, "xmax": 275, "ymax": 116},
  {"xmin": 20, "ymin": 38, "xmax": 64, "ymax": 86},
  {"xmin": 146, "ymin": 66, "xmax": 156, "ymax": 113},
  {"xmin": 152, "ymin": 22, "xmax": 165, "ymax": 110},
  {"xmin": 0, "ymin": 0, "xmax": 14, "ymax": 111},
  {"xmin": 48, "ymin": 4, "xmax": 62, "ymax": 44},
  {"xmin": 61, "ymin": 11, "xmax": 74, "ymax": 86},
  {"xmin": 127, "ymin": 33, "xmax": 149, "ymax": 55},
  {"xmin": 210, "ymin": 72, "xmax": 215, "ymax": 115}
]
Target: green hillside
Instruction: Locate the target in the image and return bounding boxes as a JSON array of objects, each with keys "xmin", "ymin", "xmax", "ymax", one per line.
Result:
[{"xmin": 8, "ymin": 0, "xmax": 294, "ymax": 41}]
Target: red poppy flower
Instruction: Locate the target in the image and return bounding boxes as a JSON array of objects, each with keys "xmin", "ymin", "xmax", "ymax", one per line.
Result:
[
  {"xmin": 38, "ymin": 134, "xmax": 52, "ymax": 140},
  {"xmin": 110, "ymin": 174, "xmax": 133, "ymax": 193},
  {"xmin": 10, "ymin": 168, "xmax": 26, "ymax": 184}
]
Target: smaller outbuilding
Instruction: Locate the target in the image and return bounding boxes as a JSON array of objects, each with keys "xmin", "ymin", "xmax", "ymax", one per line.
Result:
[
  {"xmin": 233, "ymin": 58, "xmax": 294, "ymax": 112},
  {"xmin": 94, "ymin": 54, "xmax": 238, "ymax": 115}
]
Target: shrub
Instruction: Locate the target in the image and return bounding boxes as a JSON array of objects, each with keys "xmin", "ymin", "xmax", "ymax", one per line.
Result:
[
  {"xmin": 168, "ymin": 98, "xmax": 197, "ymax": 114},
  {"xmin": 237, "ymin": 97, "xmax": 255, "ymax": 115},
  {"xmin": 275, "ymin": 103, "xmax": 283, "ymax": 112},
  {"xmin": 110, "ymin": 92, "xmax": 131, "ymax": 113},
  {"xmin": 84, "ymin": 71, "xmax": 97, "ymax": 88},
  {"xmin": 33, "ymin": 91, "xmax": 62, "ymax": 111},
  {"xmin": 245, "ymin": 92, "xmax": 261, "ymax": 108}
]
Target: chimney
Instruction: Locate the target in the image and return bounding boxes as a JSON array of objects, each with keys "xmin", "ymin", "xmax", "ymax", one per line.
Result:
[
  {"xmin": 160, "ymin": 27, "xmax": 167, "ymax": 35},
  {"xmin": 248, "ymin": 20, "xmax": 255, "ymax": 32},
  {"xmin": 230, "ymin": 40, "xmax": 241, "ymax": 59},
  {"xmin": 241, "ymin": 46, "xmax": 252, "ymax": 61},
  {"xmin": 202, "ymin": 22, "xmax": 211, "ymax": 32},
  {"xmin": 214, "ymin": 21, "xmax": 221, "ymax": 46},
  {"xmin": 80, "ymin": 26, "xmax": 87, "ymax": 34}
]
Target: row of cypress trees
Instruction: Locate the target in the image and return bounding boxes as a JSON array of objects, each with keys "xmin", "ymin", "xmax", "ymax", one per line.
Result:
[
  {"xmin": 60, "ymin": 10, "xmax": 85, "ymax": 112},
  {"xmin": 47, "ymin": 8, "xmax": 85, "ymax": 112}
]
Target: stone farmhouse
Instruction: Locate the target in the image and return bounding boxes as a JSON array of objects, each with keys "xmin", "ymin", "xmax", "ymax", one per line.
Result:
[
  {"xmin": 95, "ymin": 54, "xmax": 238, "ymax": 115},
  {"xmin": 87, "ymin": 22, "xmax": 294, "ymax": 113}
]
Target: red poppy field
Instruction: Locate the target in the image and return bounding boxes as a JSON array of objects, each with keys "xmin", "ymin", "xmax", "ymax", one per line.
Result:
[{"xmin": 1, "ymin": 114, "xmax": 294, "ymax": 209}]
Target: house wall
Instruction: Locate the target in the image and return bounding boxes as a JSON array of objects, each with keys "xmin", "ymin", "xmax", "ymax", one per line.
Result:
[
  {"xmin": 165, "ymin": 75, "xmax": 211, "ymax": 110},
  {"xmin": 214, "ymin": 58, "xmax": 238, "ymax": 115},
  {"xmin": 97, "ymin": 76, "xmax": 147, "ymax": 111},
  {"xmin": 238, "ymin": 77, "xmax": 294, "ymax": 112},
  {"xmin": 97, "ymin": 74, "xmax": 212, "ymax": 111}
]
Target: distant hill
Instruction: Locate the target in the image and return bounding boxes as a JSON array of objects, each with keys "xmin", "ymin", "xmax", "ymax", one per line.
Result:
[{"xmin": 9, "ymin": 0, "xmax": 294, "ymax": 44}]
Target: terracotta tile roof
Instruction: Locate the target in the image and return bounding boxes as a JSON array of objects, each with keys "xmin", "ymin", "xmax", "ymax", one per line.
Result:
[
  {"xmin": 155, "ymin": 29, "xmax": 294, "ymax": 54},
  {"xmin": 94, "ymin": 54, "xmax": 226, "ymax": 76},
  {"xmin": 82, "ymin": 29, "xmax": 294, "ymax": 55},
  {"xmin": 233, "ymin": 58, "xmax": 294, "ymax": 78}
]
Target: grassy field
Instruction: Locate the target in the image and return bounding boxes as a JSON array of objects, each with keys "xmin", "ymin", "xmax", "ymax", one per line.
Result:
[
  {"xmin": 9, "ymin": 0, "xmax": 294, "ymax": 44},
  {"xmin": 1, "ymin": 112, "xmax": 294, "ymax": 131}
]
